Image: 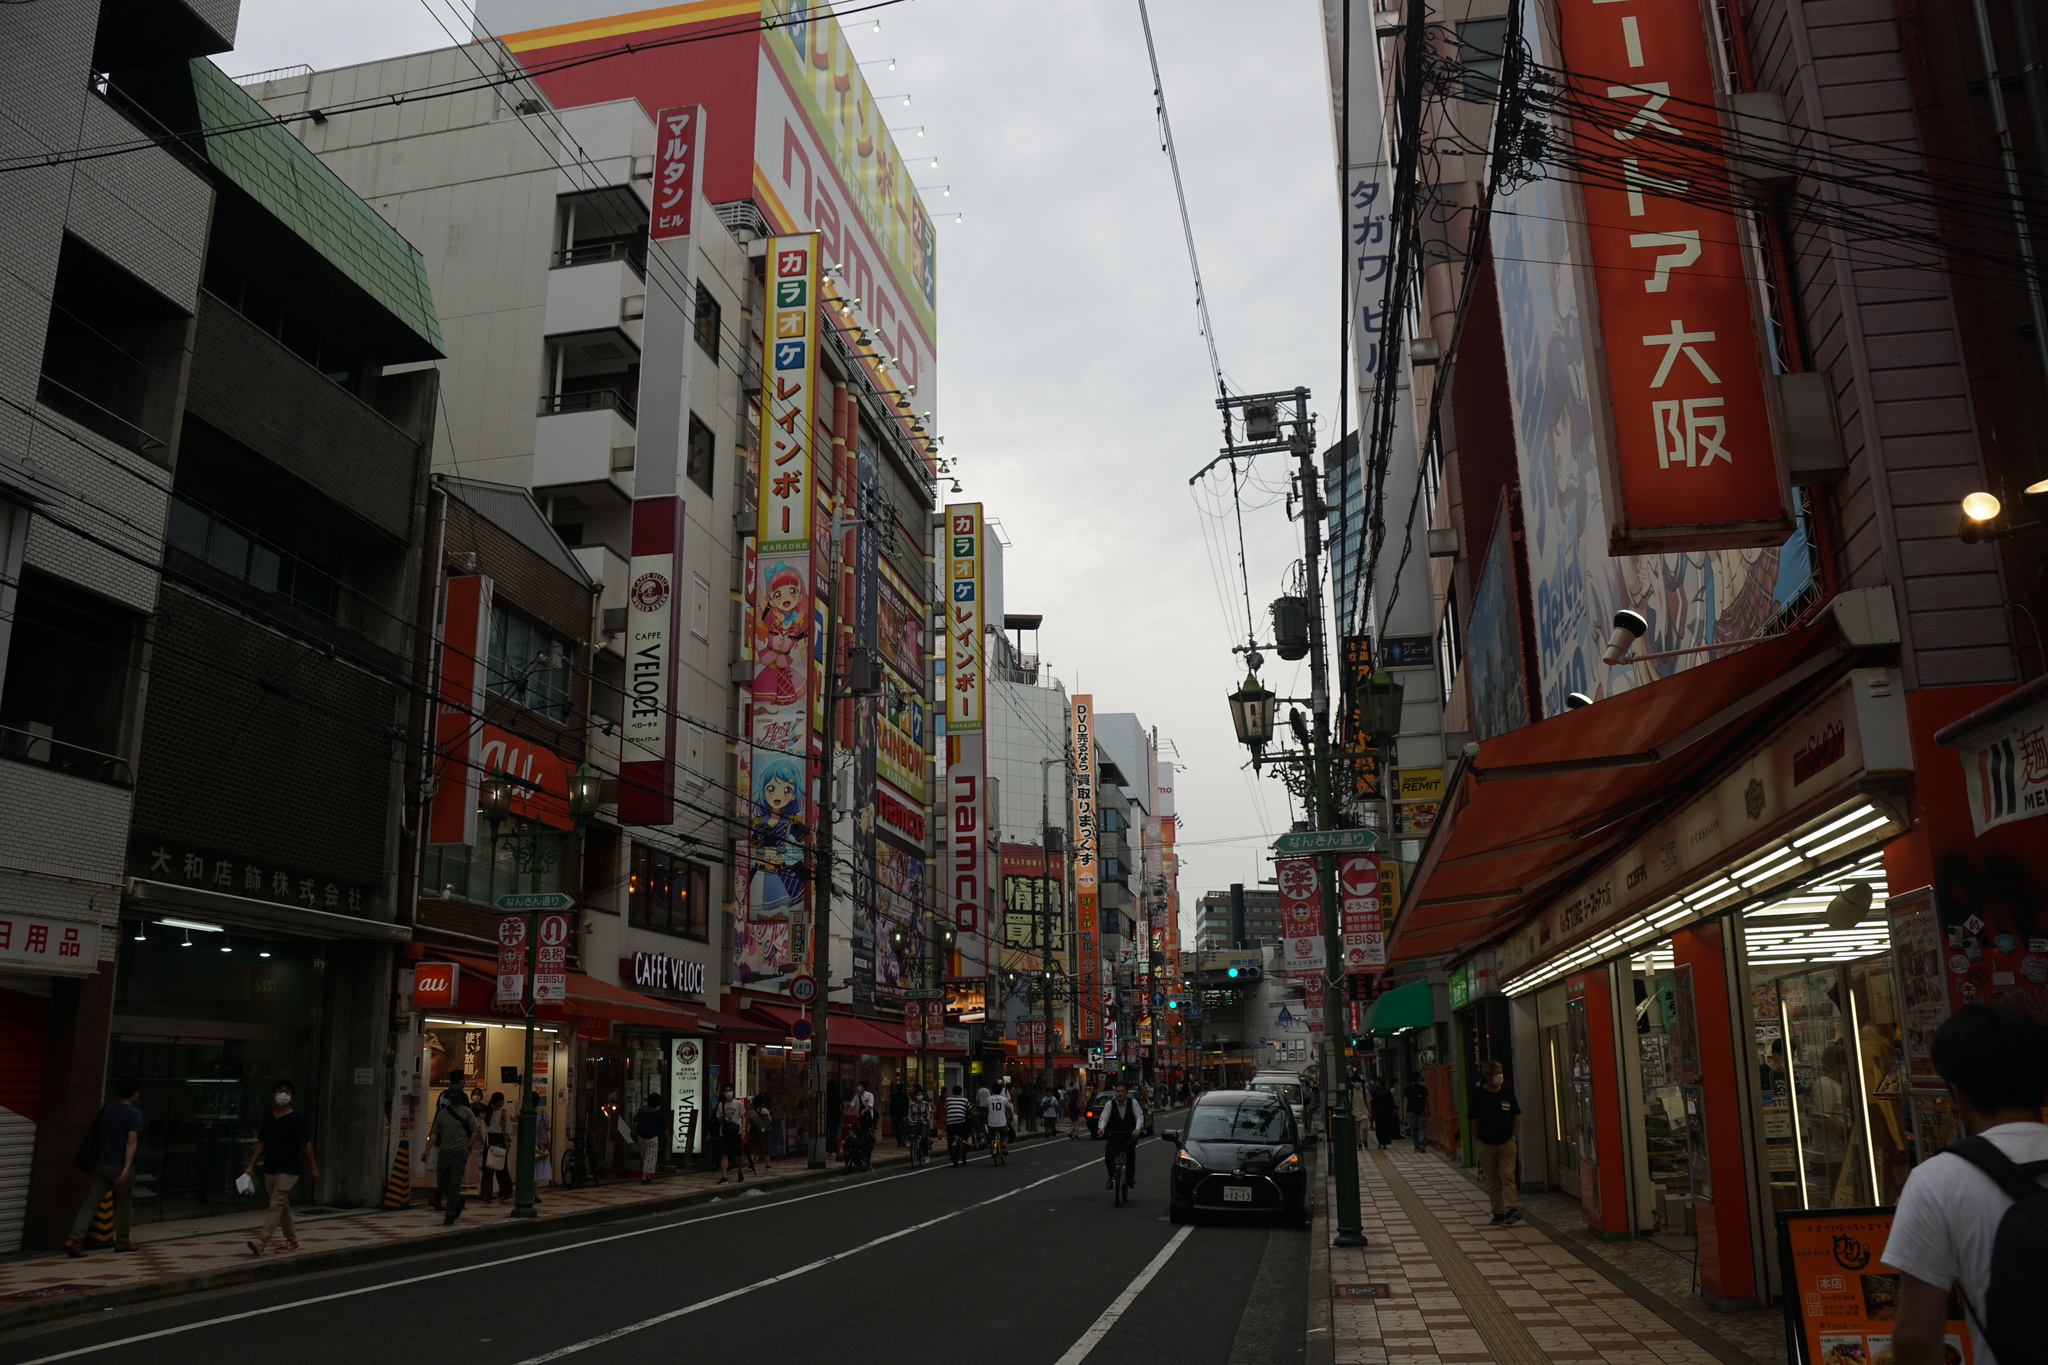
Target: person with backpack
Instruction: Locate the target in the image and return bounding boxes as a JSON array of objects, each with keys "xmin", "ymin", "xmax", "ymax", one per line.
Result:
[
  {"xmin": 424, "ymin": 1085, "xmax": 480, "ymax": 1226},
  {"xmin": 65, "ymin": 1077, "xmax": 144, "ymax": 1257},
  {"xmin": 747, "ymin": 1095, "xmax": 773, "ymax": 1171},
  {"xmin": 632, "ymin": 1092, "xmax": 667, "ymax": 1183},
  {"xmin": 1885, "ymin": 1003, "xmax": 2048, "ymax": 1365},
  {"xmin": 714, "ymin": 1084, "xmax": 746, "ymax": 1184}
]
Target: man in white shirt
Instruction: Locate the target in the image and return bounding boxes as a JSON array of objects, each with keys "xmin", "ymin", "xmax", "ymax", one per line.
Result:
[
  {"xmin": 1884, "ymin": 1004, "xmax": 2048, "ymax": 1365},
  {"xmin": 973, "ymin": 1083, "xmax": 992, "ymax": 1146},
  {"xmin": 985, "ymin": 1086, "xmax": 1015, "ymax": 1146}
]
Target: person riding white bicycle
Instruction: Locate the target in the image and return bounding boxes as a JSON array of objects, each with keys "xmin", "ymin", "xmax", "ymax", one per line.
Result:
[{"xmin": 1099, "ymin": 1082, "xmax": 1145, "ymax": 1190}]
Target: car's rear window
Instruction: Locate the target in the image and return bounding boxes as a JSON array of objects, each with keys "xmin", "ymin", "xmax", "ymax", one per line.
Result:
[
  {"xmin": 1187, "ymin": 1099, "xmax": 1293, "ymax": 1143},
  {"xmin": 1249, "ymin": 1081, "xmax": 1303, "ymax": 1104}
]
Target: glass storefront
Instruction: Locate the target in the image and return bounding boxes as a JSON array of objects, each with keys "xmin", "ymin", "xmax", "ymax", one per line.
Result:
[{"xmin": 111, "ymin": 917, "xmax": 325, "ymax": 1224}]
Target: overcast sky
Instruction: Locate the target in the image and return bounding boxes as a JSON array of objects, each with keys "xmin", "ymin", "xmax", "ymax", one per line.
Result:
[{"xmin": 221, "ymin": 0, "xmax": 1343, "ymax": 942}]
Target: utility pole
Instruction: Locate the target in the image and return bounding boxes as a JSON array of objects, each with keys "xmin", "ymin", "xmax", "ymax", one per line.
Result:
[{"xmin": 1291, "ymin": 408, "xmax": 1368, "ymax": 1248}]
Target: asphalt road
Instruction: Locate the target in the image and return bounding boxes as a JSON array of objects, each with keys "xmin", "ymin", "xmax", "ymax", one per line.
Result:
[{"xmin": 0, "ymin": 1122, "xmax": 1308, "ymax": 1365}]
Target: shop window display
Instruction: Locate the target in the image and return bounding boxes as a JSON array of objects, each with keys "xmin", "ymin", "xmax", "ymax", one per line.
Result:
[{"xmin": 1630, "ymin": 958, "xmax": 1695, "ymax": 1234}]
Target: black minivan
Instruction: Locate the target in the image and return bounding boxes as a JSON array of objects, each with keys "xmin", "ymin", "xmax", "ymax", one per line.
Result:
[{"xmin": 1164, "ymin": 1089, "xmax": 1309, "ymax": 1225}]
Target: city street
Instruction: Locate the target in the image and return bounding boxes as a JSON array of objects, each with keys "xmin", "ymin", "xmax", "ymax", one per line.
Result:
[{"xmin": 0, "ymin": 1130, "xmax": 1307, "ymax": 1365}]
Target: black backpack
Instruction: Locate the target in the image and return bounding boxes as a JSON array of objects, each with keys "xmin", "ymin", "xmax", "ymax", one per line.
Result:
[{"xmin": 1945, "ymin": 1136, "xmax": 2048, "ymax": 1362}]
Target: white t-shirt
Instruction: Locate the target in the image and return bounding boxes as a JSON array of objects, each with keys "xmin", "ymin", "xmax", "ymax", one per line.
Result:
[
  {"xmin": 986, "ymin": 1094, "xmax": 1013, "ymax": 1127},
  {"xmin": 975, "ymin": 1086, "xmax": 991, "ymax": 1113},
  {"xmin": 1883, "ymin": 1121, "xmax": 2048, "ymax": 1365}
]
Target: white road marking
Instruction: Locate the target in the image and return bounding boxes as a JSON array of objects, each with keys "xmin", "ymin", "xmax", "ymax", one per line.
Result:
[
  {"xmin": 512, "ymin": 1155, "xmax": 1108, "ymax": 1363},
  {"xmin": 10, "ymin": 1142, "xmax": 1057, "ymax": 1365},
  {"xmin": 1051, "ymin": 1226, "xmax": 1194, "ymax": 1365}
]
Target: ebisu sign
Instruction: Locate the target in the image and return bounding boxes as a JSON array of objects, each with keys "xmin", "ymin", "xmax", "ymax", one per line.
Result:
[{"xmin": 626, "ymin": 950, "xmax": 707, "ymax": 999}]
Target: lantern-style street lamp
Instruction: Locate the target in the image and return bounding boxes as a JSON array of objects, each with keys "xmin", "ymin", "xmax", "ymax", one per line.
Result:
[{"xmin": 1228, "ymin": 672, "xmax": 1276, "ymax": 750}]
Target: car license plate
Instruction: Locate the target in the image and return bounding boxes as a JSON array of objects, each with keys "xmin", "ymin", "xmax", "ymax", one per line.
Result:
[{"xmin": 1224, "ymin": 1185, "xmax": 1253, "ymax": 1202}]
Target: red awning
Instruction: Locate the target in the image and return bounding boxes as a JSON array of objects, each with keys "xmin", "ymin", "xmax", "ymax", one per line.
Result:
[
  {"xmin": 431, "ymin": 951, "xmax": 698, "ymax": 1032},
  {"xmin": 827, "ymin": 1012, "xmax": 919, "ymax": 1057},
  {"xmin": 743, "ymin": 1003, "xmax": 805, "ymax": 1038},
  {"xmin": 693, "ymin": 1003, "xmax": 784, "ymax": 1043},
  {"xmin": 1388, "ymin": 617, "xmax": 1854, "ymax": 969}
]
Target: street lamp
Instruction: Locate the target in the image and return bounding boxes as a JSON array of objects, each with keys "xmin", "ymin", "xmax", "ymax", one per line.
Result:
[
  {"xmin": 479, "ymin": 770, "xmax": 515, "ymax": 825},
  {"xmin": 566, "ymin": 763, "xmax": 602, "ymax": 819},
  {"xmin": 1355, "ymin": 671, "xmax": 1405, "ymax": 736},
  {"xmin": 1228, "ymin": 672, "xmax": 1276, "ymax": 750}
]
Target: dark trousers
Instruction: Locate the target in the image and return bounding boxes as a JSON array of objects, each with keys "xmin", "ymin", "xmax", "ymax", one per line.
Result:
[{"xmin": 437, "ymin": 1152, "xmax": 468, "ymax": 1219}]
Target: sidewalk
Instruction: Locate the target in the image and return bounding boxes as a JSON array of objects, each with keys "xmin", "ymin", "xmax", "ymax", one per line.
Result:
[
  {"xmin": 0, "ymin": 1129, "xmax": 1050, "ymax": 1328},
  {"xmin": 1314, "ymin": 1144, "xmax": 1784, "ymax": 1365}
]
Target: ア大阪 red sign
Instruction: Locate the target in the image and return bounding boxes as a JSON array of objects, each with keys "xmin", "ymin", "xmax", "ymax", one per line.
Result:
[{"xmin": 1558, "ymin": 0, "xmax": 1792, "ymax": 550}]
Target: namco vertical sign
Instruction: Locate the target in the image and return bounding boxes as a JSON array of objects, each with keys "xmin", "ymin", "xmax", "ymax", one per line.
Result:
[{"xmin": 1557, "ymin": 0, "xmax": 1792, "ymax": 550}]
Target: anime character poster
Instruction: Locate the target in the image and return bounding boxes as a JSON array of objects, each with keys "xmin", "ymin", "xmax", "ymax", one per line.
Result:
[
  {"xmin": 1489, "ymin": 0, "xmax": 1814, "ymax": 719},
  {"xmin": 1467, "ymin": 505, "xmax": 1530, "ymax": 740},
  {"xmin": 736, "ymin": 549, "xmax": 815, "ymax": 989},
  {"xmin": 874, "ymin": 840, "xmax": 925, "ymax": 990},
  {"xmin": 851, "ymin": 446, "xmax": 881, "ymax": 1005}
]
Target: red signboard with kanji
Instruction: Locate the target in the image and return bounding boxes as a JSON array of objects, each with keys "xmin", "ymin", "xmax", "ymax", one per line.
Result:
[{"xmin": 1556, "ymin": 0, "xmax": 1791, "ymax": 549}]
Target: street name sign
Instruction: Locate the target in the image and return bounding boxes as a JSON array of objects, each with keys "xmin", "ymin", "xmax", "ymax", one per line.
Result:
[
  {"xmin": 1271, "ymin": 829, "xmax": 1379, "ymax": 855},
  {"xmin": 496, "ymin": 892, "xmax": 575, "ymax": 912}
]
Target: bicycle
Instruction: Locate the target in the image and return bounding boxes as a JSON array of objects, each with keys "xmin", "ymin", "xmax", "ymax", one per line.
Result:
[
  {"xmin": 1107, "ymin": 1137, "xmax": 1132, "ymax": 1206},
  {"xmin": 908, "ymin": 1121, "xmax": 932, "ymax": 1167},
  {"xmin": 989, "ymin": 1127, "xmax": 1009, "ymax": 1165}
]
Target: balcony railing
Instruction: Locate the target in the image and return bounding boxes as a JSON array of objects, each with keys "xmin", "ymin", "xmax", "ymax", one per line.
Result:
[
  {"xmin": 38, "ymin": 374, "xmax": 169, "ymax": 457},
  {"xmin": 551, "ymin": 239, "xmax": 646, "ymax": 278},
  {"xmin": 539, "ymin": 388, "xmax": 638, "ymax": 427},
  {"xmin": 0, "ymin": 722, "xmax": 134, "ymax": 786}
]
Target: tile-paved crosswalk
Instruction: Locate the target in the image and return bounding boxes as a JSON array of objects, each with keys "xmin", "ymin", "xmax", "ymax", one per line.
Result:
[{"xmin": 1326, "ymin": 1146, "xmax": 1753, "ymax": 1365}]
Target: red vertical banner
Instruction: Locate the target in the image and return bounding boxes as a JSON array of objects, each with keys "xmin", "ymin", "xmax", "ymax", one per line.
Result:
[
  {"xmin": 496, "ymin": 915, "xmax": 527, "ymax": 1004},
  {"xmin": 428, "ymin": 574, "xmax": 492, "ymax": 846},
  {"xmin": 1276, "ymin": 857, "xmax": 1325, "ymax": 976},
  {"xmin": 648, "ymin": 104, "xmax": 705, "ymax": 239},
  {"xmin": 535, "ymin": 912, "xmax": 571, "ymax": 1003},
  {"xmin": 1556, "ymin": 0, "xmax": 1791, "ymax": 548},
  {"xmin": 1337, "ymin": 852, "xmax": 1386, "ymax": 972},
  {"xmin": 620, "ymin": 496, "xmax": 683, "ymax": 824}
]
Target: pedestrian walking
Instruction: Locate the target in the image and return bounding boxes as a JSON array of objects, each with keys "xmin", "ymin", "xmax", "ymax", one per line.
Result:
[
  {"xmin": 632, "ymin": 1092, "xmax": 666, "ymax": 1182},
  {"xmin": 1040, "ymin": 1089, "xmax": 1062, "ymax": 1137},
  {"xmin": 64, "ymin": 1077, "xmax": 144, "ymax": 1257},
  {"xmin": 1371, "ymin": 1083, "xmax": 1402, "ymax": 1150},
  {"xmin": 425, "ymin": 1084, "xmax": 479, "ymax": 1225},
  {"xmin": 943, "ymin": 1085, "xmax": 973, "ymax": 1165},
  {"xmin": 242, "ymin": 1079, "xmax": 319, "ymax": 1254},
  {"xmin": 1885, "ymin": 1004, "xmax": 2048, "ymax": 1365},
  {"xmin": 747, "ymin": 1095, "xmax": 773, "ymax": 1171},
  {"xmin": 481, "ymin": 1092, "xmax": 513, "ymax": 1204},
  {"xmin": 427, "ymin": 1070, "xmax": 464, "ymax": 1212},
  {"xmin": 1404, "ymin": 1076, "xmax": 1430, "ymax": 1151},
  {"xmin": 715, "ymin": 1085, "xmax": 746, "ymax": 1183},
  {"xmin": 1065, "ymin": 1089, "xmax": 1082, "ymax": 1138},
  {"xmin": 889, "ymin": 1085, "xmax": 910, "ymax": 1147},
  {"xmin": 1471, "ymin": 1061, "xmax": 1521, "ymax": 1224}
]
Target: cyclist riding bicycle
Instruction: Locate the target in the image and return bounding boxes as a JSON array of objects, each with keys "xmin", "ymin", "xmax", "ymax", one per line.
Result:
[
  {"xmin": 1100, "ymin": 1082, "xmax": 1145, "ymax": 1190},
  {"xmin": 985, "ymin": 1085, "xmax": 1015, "ymax": 1153},
  {"xmin": 943, "ymin": 1085, "xmax": 973, "ymax": 1166}
]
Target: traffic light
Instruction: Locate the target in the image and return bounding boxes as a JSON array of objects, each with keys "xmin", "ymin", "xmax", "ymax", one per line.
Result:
[{"xmin": 1226, "ymin": 967, "xmax": 1240, "ymax": 978}]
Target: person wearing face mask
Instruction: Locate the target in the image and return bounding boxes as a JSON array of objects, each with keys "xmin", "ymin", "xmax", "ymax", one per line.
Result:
[{"xmin": 244, "ymin": 1080, "xmax": 318, "ymax": 1255}]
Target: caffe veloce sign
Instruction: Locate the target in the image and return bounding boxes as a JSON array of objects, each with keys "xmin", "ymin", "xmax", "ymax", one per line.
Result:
[{"xmin": 624, "ymin": 950, "xmax": 706, "ymax": 999}]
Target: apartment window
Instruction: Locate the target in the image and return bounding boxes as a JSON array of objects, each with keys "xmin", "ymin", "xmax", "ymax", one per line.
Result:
[
  {"xmin": 423, "ymin": 818, "xmax": 560, "ymax": 905},
  {"xmin": 40, "ymin": 236, "xmax": 187, "ymax": 459},
  {"xmin": 686, "ymin": 413, "xmax": 715, "ymax": 494},
  {"xmin": 1437, "ymin": 587, "xmax": 1464, "ymax": 705},
  {"xmin": 629, "ymin": 844, "xmax": 709, "ymax": 939},
  {"xmin": 0, "ymin": 567, "xmax": 142, "ymax": 783},
  {"xmin": 1102, "ymin": 856, "xmax": 1128, "ymax": 885},
  {"xmin": 488, "ymin": 603, "xmax": 573, "ymax": 721},
  {"xmin": 167, "ymin": 493, "xmax": 339, "ymax": 618},
  {"xmin": 693, "ymin": 283, "xmax": 721, "ymax": 363},
  {"xmin": 1457, "ymin": 18, "xmax": 1509, "ymax": 103},
  {"xmin": 203, "ymin": 257, "xmax": 357, "ymax": 388},
  {"xmin": 1100, "ymin": 806, "xmax": 1127, "ymax": 835}
]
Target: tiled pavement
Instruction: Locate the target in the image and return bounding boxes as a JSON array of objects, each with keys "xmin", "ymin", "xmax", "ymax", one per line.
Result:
[
  {"xmin": 0, "ymin": 1132, "xmax": 1019, "ymax": 1323},
  {"xmin": 1323, "ymin": 1145, "xmax": 1774, "ymax": 1365}
]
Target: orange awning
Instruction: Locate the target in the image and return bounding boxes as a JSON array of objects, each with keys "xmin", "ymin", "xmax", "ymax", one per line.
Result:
[{"xmin": 1388, "ymin": 617, "xmax": 1855, "ymax": 969}]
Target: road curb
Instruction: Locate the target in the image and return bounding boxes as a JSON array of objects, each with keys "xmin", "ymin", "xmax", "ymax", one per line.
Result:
[
  {"xmin": 1, "ymin": 1128, "xmax": 1064, "ymax": 1333},
  {"xmin": 1305, "ymin": 1146, "xmax": 1334, "ymax": 1365}
]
